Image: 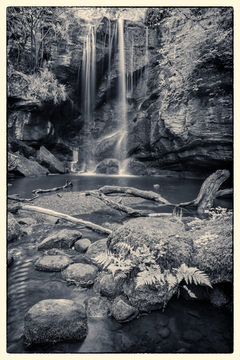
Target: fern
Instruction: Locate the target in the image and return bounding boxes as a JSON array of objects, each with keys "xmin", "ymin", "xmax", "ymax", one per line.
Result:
[
  {"xmin": 176, "ymin": 263, "xmax": 212, "ymax": 288},
  {"xmin": 182, "ymin": 285, "xmax": 197, "ymax": 299}
]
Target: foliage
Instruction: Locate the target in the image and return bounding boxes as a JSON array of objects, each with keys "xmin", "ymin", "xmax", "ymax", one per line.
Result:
[
  {"xmin": 8, "ymin": 65, "xmax": 67, "ymax": 104},
  {"xmin": 7, "ymin": 7, "xmax": 72, "ymax": 73},
  {"xmin": 187, "ymin": 207, "xmax": 233, "ymax": 284},
  {"xmin": 94, "ymin": 239, "xmax": 212, "ymax": 304}
]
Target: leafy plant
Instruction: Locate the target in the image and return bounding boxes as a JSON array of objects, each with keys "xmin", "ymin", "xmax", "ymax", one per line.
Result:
[{"xmin": 94, "ymin": 240, "xmax": 212, "ymax": 305}]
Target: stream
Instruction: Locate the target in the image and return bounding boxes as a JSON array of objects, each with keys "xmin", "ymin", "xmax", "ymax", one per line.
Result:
[{"xmin": 7, "ymin": 174, "xmax": 233, "ymax": 353}]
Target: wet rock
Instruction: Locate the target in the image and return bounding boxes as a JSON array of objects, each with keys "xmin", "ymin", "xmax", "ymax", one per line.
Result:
[
  {"xmin": 38, "ymin": 229, "xmax": 82, "ymax": 250},
  {"xmin": 95, "ymin": 158, "xmax": 119, "ymax": 174},
  {"xmin": 74, "ymin": 238, "xmax": 91, "ymax": 253},
  {"xmin": 36, "ymin": 145, "xmax": 65, "ymax": 174},
  {"xmin": 62, "ymin": 263, "xmax": 98, "ymax": 287},
  {"xmin": 7, "ymin": 252, "xmax": 14, "ymax": 267},
  {"xmin": 99, "ymin": 273, "xmax": 123, "ymax": 298},
  {"xmin": 158, "ymin": 327, "xmax": 170, "ymax": 339},
  {"xmin": 8, "ymin": 151, "xmax": 49, "ymax": 177},
  {"xmin": 8, "ymin": 213, "xmax": 22, "ymax": 242},
  {"xmin": 210, "ymin": 287, "xmax": 229, "ymax": 308},
  {"xmin": 85, "ymin": 238, "xmax": 108, "ymax": 265},
  {"xmin": 34, "ymin": 255, "xmax": 73, "ymax": 272},
  {"xmin": 111, "ymin": 297, "xmax": 139, "ymax": 323},
  {"xmin": 87, "ymin": 296, "xmax": 111, "ymax": 317},
  {"xmin": 158, "ymin": 314, "xmax": 169, "ymax": 327},
  {"xmin": 182, "ymin": 329, "xmax": 203, "ymax": 342},
  {"xmin": 24, "ymin": 299, "xmax": 87, "ymax": 347}
]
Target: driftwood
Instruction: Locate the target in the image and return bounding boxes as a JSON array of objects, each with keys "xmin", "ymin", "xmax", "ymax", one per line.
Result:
[
  {"xmin": 86, "ymin": 191, "xmax": 148, "ymax": 217},
  {"xmin": 32, "ymin": 180, "xmax": 73, "ymax": 194},
  {"xmin": 97, "ymin": 186, "xmax": 171, "ymax": 204},
  {"xmin": 178, "ymin": 169, "xmax": 230, "ymax": 214},
  {"xmin": 7, "ymin": 180, "xmax": 73, "ymax": 203},
  {"xmin": 216, "ymin": 188, "xmax": 233, "ymax": 198},
  {"xmin": 19, "ymin": 204, "xmax": 112, "ymax": 235}
]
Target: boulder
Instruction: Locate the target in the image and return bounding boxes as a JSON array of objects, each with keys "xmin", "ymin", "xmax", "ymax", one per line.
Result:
[
  {"xmin": 8, "ymin": 213, "xmax": 22, "ymax": 242},
  {"xmin": 34, "ymin": 255, "xmax": 73, "ymax": 272},
  {"xmin": 62, "ymin": 263, "xmax": 98, "ymax": 287},
  {"xmin": 95, "ymin": 158, "xmax": 119, "ymax": 174},
  {"xmin": 38, "ymin": 229, "xmax": 82, "ymax": 250},
  {"xmin": 210, "ymin": 287, "xmax": 229, "ymax": 308},
  {"xmin": 36, "ymin": 145, "xmax": 65, "ymax": 174},
  {"xmin": 24, "ymin": 299, "xmax": 87, "ymax": 347},
  {"xmin": 111, "ymin": 297, "xmax": 139, "ymax": 323},
  {"xmin": 85, "ymin": 238, "xmax": 108, "ymax": 265},
  {"xmin": 8, "ymin": 151, "xmax": 49, "ymax": 177},
  {"xmin": 87, "ymin": 296, "xmax": 111, "ymax": 318},
  {"xmin": 74, "ymin": 238, "xmax": 91, "ymax": 253},
  {"xmin": 98, "ymin": 273, "xmax": 123, "ymax": 298}
]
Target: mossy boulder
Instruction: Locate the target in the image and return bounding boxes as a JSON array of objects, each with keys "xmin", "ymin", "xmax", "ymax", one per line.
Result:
[
  {"xmin": 34, "ymin": 255, "xmax": 73, "ymax": 272},
  {"xmin": 24, "ymin": 299, "xmax": 87, "ymax": 347},
  {"xmin": 107, "ymin": 217, "xmax": 194, "ymax": 269},
  {"xmin": 62, "ymin": 263, "xmax": 98, "ymax": 287},
  {"xmin": 8, "ymin": 213, "xmax": 23, "ymax": 242}
]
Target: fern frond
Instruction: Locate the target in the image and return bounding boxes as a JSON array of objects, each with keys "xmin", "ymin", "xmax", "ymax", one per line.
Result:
[
  {"xmin": 182, "ymin": 285, "xmax": 197, "ymax": 299},
  {"xmin": 115, "ymin": 272, "xmax": 128, "ymax": 281},
  {"xmin": 136, "ymin": 270, "xmax": 158, "ymax": 288},
  {"xmin": 177, "ymin": 263, "xmax": 212, "ymax": 288},
  {"xmin": 166, "ymin": 273, "xmax": 178, "ymax": 291},
  {"xmin": 93, "ymin": 251, "xmax": 114, "ymax": 269}
]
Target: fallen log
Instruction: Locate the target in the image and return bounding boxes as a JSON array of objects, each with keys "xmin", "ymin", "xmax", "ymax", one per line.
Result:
[
  {"xmin": 19, "ymin": 204, "xmax": 112, "ymax": 235},
  {"xmin": 86, "ymin": 191, "xmax": 148, "ymax": 217},
  {"xmin": 178, "ymin": 169, "xmax": 230, "ymax": 214},
  {"xmin": 98, "ymin": 186, "xmax": 171, "ymax": 204},
  {"xmin": 32, "ymin": 180, "xmax": 73, "ymax": 194}
]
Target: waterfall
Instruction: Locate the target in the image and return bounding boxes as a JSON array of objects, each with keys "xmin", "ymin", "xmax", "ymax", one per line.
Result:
[
  {"xmin": 81, "ymin": 26, "xmax": 96, "ymax": 172},
  {"xmin": 145, "ymin": 27, "xmax": 149, "ymax": 96},
  {"xmin": 70, "ymin": 149, "xmax": 79, "ymax": 172},
  {"xmin": 116, "ymin": 17, "xmax": 128, "ymax": 174}
]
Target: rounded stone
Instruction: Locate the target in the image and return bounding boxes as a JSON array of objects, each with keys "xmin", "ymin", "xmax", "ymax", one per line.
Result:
[
  {"xmin": 8, "ymin": 213, "xmax": 22, "ymax": 242},
  {"xmin": 74, "ymin": 238, "xmax": 91, "ymax": 253},
  {"xmin": 158, "ymin": 314, "xmax": 169, "ymax": 327},
  {"xmin": 87, "ymin": 296, "xmax": 111, "ymax": 318},
  {"xmin": 38, "ymin": 229, "xmax": 82, "ymax": 250},
  {"xmin": 158, "ymin": 327, "xmax": 170, "ymax": 339},
  {"xmin": 34, "ymin": 255, "xmax": 73, "ymax": 272},
  {"xmin": 111, "ymin": 297, "xmax": 139, "ymax": 323},
  {"xmin": 24, "ymin": 299, "xmax": 87, "ymax": 347},
  {"xmin": 85, "ymin": 238, "xmax": 108, "ymax": 265},
  {"xmin": 62, "ymin": 263, "xmax": 98, "ymax": 287},
  {"xmin": 99, "ymin": 273, "xmax": 122, "ymax": 298}
]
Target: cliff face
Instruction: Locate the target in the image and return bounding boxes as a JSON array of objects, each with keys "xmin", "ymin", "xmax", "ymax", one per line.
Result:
[
  {"xmin": 126, "ymin": 8, "xmax": 232, "ymax": 172},
  {"xmin": 8, "ymin": 8, "xmax": 233, "ymax": 175}
]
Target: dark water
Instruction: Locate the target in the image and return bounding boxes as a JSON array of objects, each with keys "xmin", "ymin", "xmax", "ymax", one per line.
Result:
[
  {"xmin": 8, "ymin": 173, "xmax": 232, "ymax": 209},
  {"xmin": 7, "ymin": 174, "xmax": 233, "ymax": 353}
]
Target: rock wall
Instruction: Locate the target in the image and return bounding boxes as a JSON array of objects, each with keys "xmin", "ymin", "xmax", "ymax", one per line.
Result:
[{"xmin": 126, "ymin": 8, "xmax": 233, "ymax": 173}]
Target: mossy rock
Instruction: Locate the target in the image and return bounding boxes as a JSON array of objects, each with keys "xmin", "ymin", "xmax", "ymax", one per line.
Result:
[{"xmin": 107, "ymin": 217, "xmax": 194, "ymax": 269}]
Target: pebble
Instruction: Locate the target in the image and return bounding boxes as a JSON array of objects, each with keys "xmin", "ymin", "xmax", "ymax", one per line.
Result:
[{"xmin": 158, "ymin": 327, "xmax": 170, "ymax": 339}]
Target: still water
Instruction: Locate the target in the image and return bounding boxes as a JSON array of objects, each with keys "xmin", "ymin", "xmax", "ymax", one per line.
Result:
[{"xmin": 7, "ymin": 174, "xmax": 233, "ymax": 353}]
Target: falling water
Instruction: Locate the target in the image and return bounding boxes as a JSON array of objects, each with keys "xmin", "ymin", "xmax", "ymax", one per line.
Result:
[
  {"xmin": 145, "ymin": 27, "xmax": 149, "ymax": 96},
  {"xmin": 116, "ymin": 17, "xmax": 128, "ymax": 173},
  {"xmin": 81, "ymin": 26, "xmax": 96, "ymax": 172}
]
